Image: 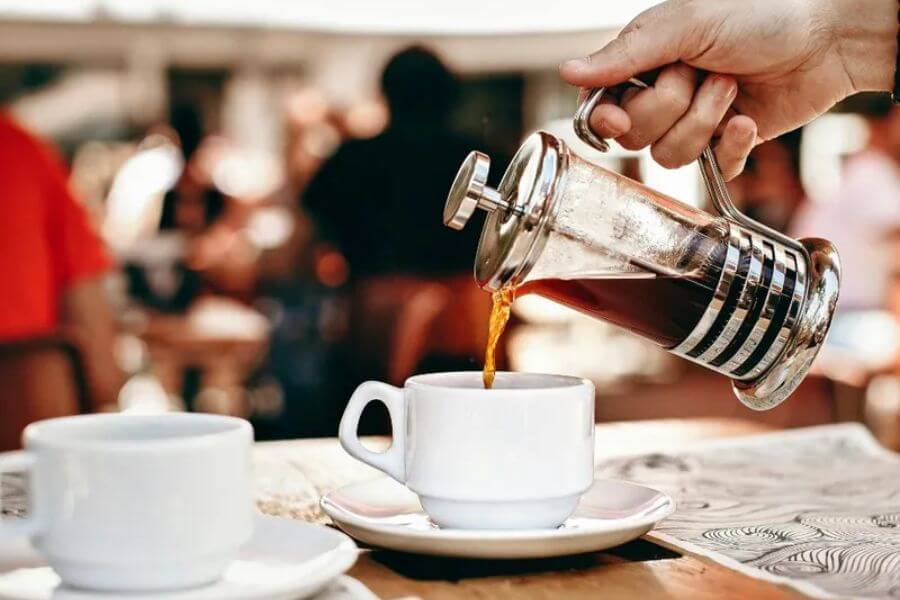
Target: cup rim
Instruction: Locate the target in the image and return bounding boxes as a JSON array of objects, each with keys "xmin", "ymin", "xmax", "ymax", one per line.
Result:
[
  {"xmin": 23, "ymin": 412, "xmax": 252, "ymax": 452},
  {"xmin": 405, "ymin": 371, "xmax": 592, "ymax": 391}
]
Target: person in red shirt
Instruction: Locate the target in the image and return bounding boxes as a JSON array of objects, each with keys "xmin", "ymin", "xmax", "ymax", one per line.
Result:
[{"xmin": 0, "ymin": 111, "xmax": 122, "ymax": 427}]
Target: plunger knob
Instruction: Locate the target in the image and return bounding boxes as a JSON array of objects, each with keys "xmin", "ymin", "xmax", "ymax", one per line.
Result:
[{"xmin": 443, "ymin": 151, "xmax": 510, "ymax": 230}]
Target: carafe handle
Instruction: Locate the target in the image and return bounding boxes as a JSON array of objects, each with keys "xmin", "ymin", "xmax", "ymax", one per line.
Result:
[{"xmin": 573, "ymin": 80, "xmax": 805, "ymax": 254}]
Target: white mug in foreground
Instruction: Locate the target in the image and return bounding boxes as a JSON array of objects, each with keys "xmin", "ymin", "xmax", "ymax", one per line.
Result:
[
  {"xmin": 339, "ymin": 372, "xmax": 595, "ymax": 530},
  {"xmin": 0, "ymin": 413, "xmax": 254, "ymax": 592}
]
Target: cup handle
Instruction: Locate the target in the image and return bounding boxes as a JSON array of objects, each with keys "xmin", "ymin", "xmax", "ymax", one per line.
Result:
[
  {"xmin": 0, "ymin": 451, "xmax": 41, "ymax": 538},
  {"xmin": 339, "ymin": 381, "xmax": 406, "ymax": 482}
]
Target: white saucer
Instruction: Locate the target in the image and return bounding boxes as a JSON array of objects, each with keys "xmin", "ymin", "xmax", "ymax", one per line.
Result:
[
  {"xmin": 0, "ymin": 514, "xmax": 359, "ymax": 600},
  {"xmin": 321, "ymin": 477, "xmax": 674, "ymax": 559}
]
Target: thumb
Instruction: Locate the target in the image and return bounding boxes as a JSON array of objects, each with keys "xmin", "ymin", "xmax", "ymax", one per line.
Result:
[{"xmin": 560, "ymin": 8, "xmax": 690, "ymax": 87}]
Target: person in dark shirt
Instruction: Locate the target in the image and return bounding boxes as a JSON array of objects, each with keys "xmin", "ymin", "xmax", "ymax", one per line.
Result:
[
  {"xmin": 298, "ymin": 48, "xmax": 506, "ymax": 432},
  {"xmin": 303, "ymin": 46, "xmax": 503, "ymax": 278}
]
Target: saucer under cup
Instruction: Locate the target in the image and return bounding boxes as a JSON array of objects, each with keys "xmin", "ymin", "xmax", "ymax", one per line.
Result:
[
  {"xmin": 0, "ymin": 514, "xmax": 360, "ymax": 600},
  {"xmin": 322, "ymin": 476, "xmax": 675, "ymax": 559}
]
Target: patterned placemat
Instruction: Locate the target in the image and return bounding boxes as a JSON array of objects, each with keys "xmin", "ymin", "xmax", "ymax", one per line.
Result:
[{"xmin": 596, "ymin": 423, "xmax": 900, "ymax": 599}]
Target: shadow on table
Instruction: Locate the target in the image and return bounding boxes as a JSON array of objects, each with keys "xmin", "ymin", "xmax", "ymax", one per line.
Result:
[{"xmin": 368, "ymin": 539, "xmax": 680, "ymax": 581}]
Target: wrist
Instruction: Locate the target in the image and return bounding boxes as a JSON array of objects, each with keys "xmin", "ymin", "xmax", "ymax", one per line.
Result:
[{"xmin": 829, "ymin": 0, "xmax": 897, "ymax": 93}]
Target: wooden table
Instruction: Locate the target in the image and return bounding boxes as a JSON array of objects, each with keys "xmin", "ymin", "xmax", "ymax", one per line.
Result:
[{"xmin": 254, "ymin": 418, "xmax": 806, "ymax": 599}]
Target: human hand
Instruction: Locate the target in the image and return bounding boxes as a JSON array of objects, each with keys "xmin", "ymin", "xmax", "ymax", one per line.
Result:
[{"xmin": 560, "ymin": 0, "xmax": 898, "ymax": 179}]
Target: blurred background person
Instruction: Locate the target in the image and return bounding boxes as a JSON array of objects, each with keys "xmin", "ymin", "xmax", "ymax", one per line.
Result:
[
  {"xmin": 300, "ymin": 46, "xmax": 508, "ymax": 432},
  {"xmin": 303, "ymin": 46, "xmax": 499, "ymax": 281},
  {"xmin": 792, "ymin": 96, "xmax": 900, "ymax": 312},
  {"xmin": 0, "ymin": 83, "xmax": 122, "ymax": 450}
]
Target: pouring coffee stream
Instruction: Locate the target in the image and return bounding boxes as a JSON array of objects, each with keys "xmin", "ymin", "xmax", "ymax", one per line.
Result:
[
  {"xmin": 447, "ymin": 80, "xmax": 841, "ymax": 409},
  {"xmin": 483, "ymin": 287, "xmax": 515, "ymax": 389}
]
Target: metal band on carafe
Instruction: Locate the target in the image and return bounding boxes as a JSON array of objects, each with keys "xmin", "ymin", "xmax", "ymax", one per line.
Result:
[{"xmin": 669, "ymin": 222, "xmax": 806, "ymax": 381}]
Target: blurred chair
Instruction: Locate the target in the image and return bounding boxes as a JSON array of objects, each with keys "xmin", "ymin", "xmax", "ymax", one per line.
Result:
[{"xmin": 0, "ymin": 335, "xmax": 89, "ymax": 451}]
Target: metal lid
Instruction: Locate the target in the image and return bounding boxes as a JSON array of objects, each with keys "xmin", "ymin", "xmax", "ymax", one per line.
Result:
[{"xmin": 442, "ymin": 131, "xmax": 567, "ymax": 291}]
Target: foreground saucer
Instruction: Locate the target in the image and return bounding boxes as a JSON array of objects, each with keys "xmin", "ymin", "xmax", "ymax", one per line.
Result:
[
  {"xmin": 321, "ymin": 477, "xmax": 674, "ymax": 559},
  {"xmin": 0, "ymin": 515, "xmax": 359, "ymax": 600}
]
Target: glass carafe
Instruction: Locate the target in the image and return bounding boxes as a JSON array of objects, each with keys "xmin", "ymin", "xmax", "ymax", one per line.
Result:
[{"xmin": 443, "ymin": 81, "xmax": 841, "ymax": 410}]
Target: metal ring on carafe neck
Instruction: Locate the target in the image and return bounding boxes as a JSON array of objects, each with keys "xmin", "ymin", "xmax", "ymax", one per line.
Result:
[{"xmin": 572, "ymin": 79, "xmax": 840, "ymax": 411}]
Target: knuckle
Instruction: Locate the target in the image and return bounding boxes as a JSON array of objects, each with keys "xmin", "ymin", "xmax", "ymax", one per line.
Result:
[
  {"xmin": 621, "ymin": 18, "xmax": 642, "ymax": 35},
  {"xmin": 616, "ymin": 32, "xmax": 643, "ymax": 72},
  {"xmin": 656, "ymin": 84, "xmax": 692, "ymax": 115},
  {"xmin": 623, "ymin": 6, "xmax": 652, "ymax": 33},
  {"xmin": 667, "ymin": 62, "xmax": 697, "ymax": 83}
]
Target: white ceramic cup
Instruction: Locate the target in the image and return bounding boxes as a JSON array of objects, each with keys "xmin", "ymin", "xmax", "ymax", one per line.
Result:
[
  {"xmin": 339, "ymin": 372, "xmax": 595, "ymax": 530},
  {"xmin": 0, "ymin": 413, "xmax": 254, "ymax": 592}
]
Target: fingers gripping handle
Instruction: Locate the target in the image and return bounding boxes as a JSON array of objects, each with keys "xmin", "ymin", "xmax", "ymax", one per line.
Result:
[
  {"xmin": 339, "ymin": 382, "xmax": 406, "ymax": 482},
  {"xmin": 573, "ymin": 77, "xmax": 648, "ymax": 152},
  {"xmin": 0, "ymin": 451, "xmax": 41, "ymax": 538},
  {"xmin": 574, "ymin": 78, "xmax": 735, "ymax": 206},
  {"xmin": 573, "ymin": 79, "xmax": 804, "ymax": 254}
]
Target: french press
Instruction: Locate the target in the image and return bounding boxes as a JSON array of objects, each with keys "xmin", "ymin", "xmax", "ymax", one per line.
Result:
[{"xmin": 443, "ymin": 79, "xmax": 841, "ymax": 410}]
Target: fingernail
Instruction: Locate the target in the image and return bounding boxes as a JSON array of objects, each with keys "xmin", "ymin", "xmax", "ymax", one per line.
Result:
[
  {"xmin": 601, "ymin": 119, "xmax": 626, "ymax": 137},
  {"xmin": 727, "ymin": 83, "xmax": 738, "ymax": 100},
  {"xmin": 718, "ymin": 77, "xmax": 737, "ymax": 99},
  {"xmin": 560, "ymin": 58, "xmax": 590, "ymax": 71}
]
